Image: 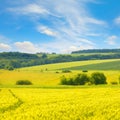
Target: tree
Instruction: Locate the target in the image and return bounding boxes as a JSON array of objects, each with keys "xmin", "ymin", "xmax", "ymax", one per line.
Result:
[
  {"xmin": 74, "ymin": 74, "xmax": 90, "ymax": 85},
  {"xmin": 41, "ymin": 53, "xmax": 47, "ymax": 58},
  {"xmin": 5, "ymin": 65, "xmax": 14, "ymax": 71},
  {"xmin": 91, "ymin": 72, "xmax": 107, "ymax": 85},
  {"xmin": 67, "ymin": 78, "xmax": 74, "ymax": 85}
]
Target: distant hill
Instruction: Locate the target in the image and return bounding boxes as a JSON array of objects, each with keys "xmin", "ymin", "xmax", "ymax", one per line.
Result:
[{"xmin": 71, "ymin": 49, "xmax": 120, "ymax": 54}]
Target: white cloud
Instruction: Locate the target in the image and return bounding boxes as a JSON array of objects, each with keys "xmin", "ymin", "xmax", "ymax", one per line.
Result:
[
  {"xmin": 0, "ymin": 43, "xmax": 11, "ymax": 51},
  {"xmin": 114, "ymin": 16, "xmax": 120, "ymax": 25},
  {"xmin": 61, "ymin": 44, "xmax": 94, "ymax": 53},
  {"xmin": 106, "ymin": 35, "xmax": 117, "ymax": 45},
  {"xmin": 14, "ymin": 41, "xmax": 40, "ymax": 53},
  {"xmin": 37, "ymin": 26, "xmax": 57, "ymax": 37},
  {"xmin": 8, "ymin": 4, "xmax": 48, "ymax": 15}
]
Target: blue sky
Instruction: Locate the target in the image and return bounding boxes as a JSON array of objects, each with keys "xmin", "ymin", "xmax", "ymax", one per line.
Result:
[{"xmin": 0, "ymin": 0, "xmax": 120, "ymax": 53}]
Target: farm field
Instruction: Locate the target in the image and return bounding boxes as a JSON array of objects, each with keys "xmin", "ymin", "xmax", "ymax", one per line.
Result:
[
  {"xmin": 0, "ymin": 59, "xmax": 120, "ymax": 85},
  {"xmin": 0, "ymin": 59, "xmax": 120, "ymax": 119},
  {"xmin": 66, "ymin": 60, "xmax": 120, "ymax": 70},
  {"xmin": 0, "ymin": 87, "xmax": 120, "ymax": 120}
]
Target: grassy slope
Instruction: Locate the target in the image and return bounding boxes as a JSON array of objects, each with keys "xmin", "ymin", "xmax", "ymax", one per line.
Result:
[
  {"xmin": 65, "ymin": 60, "xmax": 120, "ymax": 70},
  {"xmin": 0, "ymin": 59, "xmax": 120, "ymax": 86},
  {"xmin": 19, "ymin": 59, "xmax": 119, "ymax": 71}
]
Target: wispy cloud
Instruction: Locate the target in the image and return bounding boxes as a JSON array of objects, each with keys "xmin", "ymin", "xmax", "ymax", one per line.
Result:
[
  {"xmin": 7, "ymin": 0, "xmax": 107, "ymax": 53},
  {"xmin": 7, "ymin": 4, "xmax": 49, "ymax": 15}
]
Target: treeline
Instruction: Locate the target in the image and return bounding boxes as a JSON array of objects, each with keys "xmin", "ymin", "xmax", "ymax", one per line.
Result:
[
  {"xmin": 0, "ymin": 52, "xmax": 38, "ymax": 59},
  {"xmin": 1, "ymin": 52, "xmax": 120, "ymax": 70},
  {"xmin": 72, "ymin": 48, "xmax": 120, "ymax": 54}
]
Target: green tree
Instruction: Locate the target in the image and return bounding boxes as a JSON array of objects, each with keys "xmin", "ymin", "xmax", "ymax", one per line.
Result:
[
  {"xmin": 91, "ymin": 72, "xmax": 107, "ymax": 85},
  {"xmin": 5, "ymin": 65, "xmax": 14, "ymax": 71},
  {"xmin": 41, "ymin": 53, "xmax": 47, "ymax": 58},
  {"xmin": 74, "ymin": 74, "xmax": 90, "ymax": 85}
]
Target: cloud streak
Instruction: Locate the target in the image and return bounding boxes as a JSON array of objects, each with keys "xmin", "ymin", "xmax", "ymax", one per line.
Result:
[
  {"xmin": 8, "ymin": 4, "xmax": 49, "ymax": 15},
  {"xmin": 6, "ymin": 0, "xmax": 107, "ymax": 53}
]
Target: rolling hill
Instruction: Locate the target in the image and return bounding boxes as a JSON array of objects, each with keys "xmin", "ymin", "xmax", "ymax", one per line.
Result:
[{"xmin": 0, "ymin": 59, "xmax": 120, "ymax": 86}]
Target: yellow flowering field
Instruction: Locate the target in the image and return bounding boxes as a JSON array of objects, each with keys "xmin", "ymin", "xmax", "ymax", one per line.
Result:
[
  {"xmin": 0, "ymin": 70, "xmax": 120, "ymax": 85},
  {"xmin": 0, "ymin": 88, "xmax": 120, "ymax": 120}
]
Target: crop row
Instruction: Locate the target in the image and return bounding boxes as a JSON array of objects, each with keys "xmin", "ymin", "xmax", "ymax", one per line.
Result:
[{"xmin": 0, "ymin": 89, "xmax": 23, "ymax": 114}]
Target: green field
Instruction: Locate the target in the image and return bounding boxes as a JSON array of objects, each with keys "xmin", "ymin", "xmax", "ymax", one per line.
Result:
[{"xmin": 65, "ymin": 60, "xmax": 120, "ymax": 70}]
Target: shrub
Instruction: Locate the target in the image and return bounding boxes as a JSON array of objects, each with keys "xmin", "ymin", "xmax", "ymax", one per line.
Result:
[
  {"xmin": 110, "ymin": 81, "xmax": 118, "ymax": 85},
  {"xmin": 82, "ymin": 70, "xmax": 88, "ymax": 72},
  {"xmin": 91, "ymin": 72, "xmax": 107, "ymax": 85},
  {"xmin": 55, "ymin": 71, "xmax": 59, "ymax": 73},
  {"xmin": 16, "ymin": 80, "xmax": 32, "ymax": 85},
  {"xmin": 62, "ymin": 69, "xmax": 71, "ymax": 73}
]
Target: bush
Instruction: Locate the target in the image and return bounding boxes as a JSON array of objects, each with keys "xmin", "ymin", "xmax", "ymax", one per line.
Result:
[
  {"xmin": 82, "ymin": 70, "xmax": 88, "ymax": 72},
  {"xmin": 62, "ymin": 69, "xmax": 71, "ymax": 73},
  {"xmin": 55, "ymin": 71, "xmax": 59, "ymax": 73},
  {"xmin": 110, "ymin": 81, "xmax": 118, "ymax": 85},
  {"xmin": 16, "ymin": 80, "xmax": 32, "ymax": 85},
  {"xmin": 91, "ymin": 72, "xmax": 107, "ymax": 85}
]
